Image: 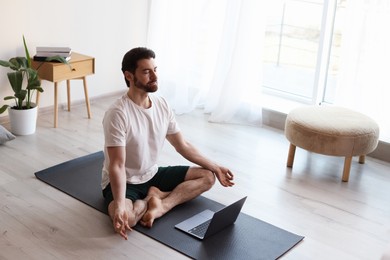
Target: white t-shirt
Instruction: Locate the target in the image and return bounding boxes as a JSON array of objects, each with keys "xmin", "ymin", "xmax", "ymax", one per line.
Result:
[{"xmin": 101, "ymin": 93, "xmax": 180, "ymax": 189}]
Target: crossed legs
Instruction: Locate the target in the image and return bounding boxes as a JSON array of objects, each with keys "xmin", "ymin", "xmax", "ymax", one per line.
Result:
[
  {"xmin": 141, "ymin": 167, "xmax": 215, "ymax": 227},
  {"xmin": 108, "ymin": 167, "xmax": 215, "ymax": 236},
  {"xmin": 107, "ymin": 198, "xmax": 147, "ymax": 230}
]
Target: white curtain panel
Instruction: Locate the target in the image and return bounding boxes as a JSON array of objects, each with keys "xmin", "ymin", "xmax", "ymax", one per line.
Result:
[
  {"xmin": 147, "ymin": 0, "xmax": 266, "ymax": 125},
  {"xmin": 335, "ymin": 0, "xmax": 390, "ymax": 142}
]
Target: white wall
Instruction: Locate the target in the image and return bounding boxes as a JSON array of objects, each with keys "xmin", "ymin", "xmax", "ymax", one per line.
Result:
[{"xmin": 0, "ymin": 0, "xmax": 149, "ymax": 118}]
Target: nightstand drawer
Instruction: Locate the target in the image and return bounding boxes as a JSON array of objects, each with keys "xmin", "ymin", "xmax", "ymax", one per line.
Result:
[
  {"xmin": 32, "ymin": 52, "xmax": 95, "ymax": 82},
  {"xmin": 52, "ymin": 58, "xmax": 94, "ymax": 82}
]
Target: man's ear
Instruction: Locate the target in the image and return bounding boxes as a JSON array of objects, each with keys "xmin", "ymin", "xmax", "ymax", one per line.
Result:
[{"xmin": 124, "ymin": 71, "xmax": 134, "ymax": 82}]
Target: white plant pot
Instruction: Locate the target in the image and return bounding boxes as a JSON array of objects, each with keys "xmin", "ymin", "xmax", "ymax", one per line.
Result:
[{"xmin": 8, "ymin": 103, "xmax": 38, "ymax": 135}]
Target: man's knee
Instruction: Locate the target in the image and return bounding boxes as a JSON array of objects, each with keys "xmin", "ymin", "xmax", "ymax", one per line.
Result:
[
  {"xmin": 187, "ymin": 167, "xmax": 216, "ymax": 188},
  {"xmin": 201, "ymin": 169, "xmax": 216, "ymax": 189}
]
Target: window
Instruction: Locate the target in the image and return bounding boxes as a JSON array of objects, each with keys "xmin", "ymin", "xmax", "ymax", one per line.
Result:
[
  {"xmin": 323, "ymin": 0, "xmax": 347, "ymax": 103},
  {"xmin": 262, "ymin": 0, "xmax": 346, "ymax": 105}
]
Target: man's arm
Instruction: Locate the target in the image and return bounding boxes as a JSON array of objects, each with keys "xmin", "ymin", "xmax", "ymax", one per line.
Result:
[
  {"xmin": 107, "ymin": 146, "xmax": 132, "ymax": 239},
  {"xmin": 166, "ymin": 132, "xmax": 234, "ymax": 187}
]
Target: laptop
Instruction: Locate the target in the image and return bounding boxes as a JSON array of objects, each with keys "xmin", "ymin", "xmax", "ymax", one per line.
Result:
[{"xmin": 175, "ymin": 196, "xmax": 247, "ymax": 240}]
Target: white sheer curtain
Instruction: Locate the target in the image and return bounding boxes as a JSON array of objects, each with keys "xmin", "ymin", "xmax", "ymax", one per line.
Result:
[
  {"xmin": 335, "ymin": 0, "xmax": 390, "ymax": 142},
  {"xmin": 147, "ymin": 0, "xmax": 266, "ymax": 125}
]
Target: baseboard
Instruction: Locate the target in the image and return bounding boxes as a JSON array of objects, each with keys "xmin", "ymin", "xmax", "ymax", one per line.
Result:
[
  {"xmin": 369, "ymin": 140, "xmax": 390, "ymax": 163},
  {"xmin": 262, "ymin": 108, "xmax": 287, "ymax": 130}
]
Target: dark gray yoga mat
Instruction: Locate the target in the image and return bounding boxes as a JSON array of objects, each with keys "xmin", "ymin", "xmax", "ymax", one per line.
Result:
[{"xmin": 35, "ymin": 151, "xmax": 304, "ymax": 260}]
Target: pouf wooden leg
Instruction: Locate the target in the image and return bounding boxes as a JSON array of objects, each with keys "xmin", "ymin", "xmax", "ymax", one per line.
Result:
[
  {"xmin": 358, "ymin": 155, "xmax": 366, "ymax": 164},
  {"xmin": 287, "ymin": 143, "xmax": 296, "ymax": 167},
  {"xmin": 342, "ymin": 156, "xmax": 353, "ymax": 182}
]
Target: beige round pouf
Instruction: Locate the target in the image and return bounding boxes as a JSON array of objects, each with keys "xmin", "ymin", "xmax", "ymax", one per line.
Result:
[{"xmin": 284, "ymin": 106, "xmax": 379, "ymax": 182}]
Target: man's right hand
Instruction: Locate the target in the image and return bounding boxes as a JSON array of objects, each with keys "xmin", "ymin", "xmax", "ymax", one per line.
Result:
[{"xmin": 112, "ymin": 203, "xmax": 132, "ymax": 240}]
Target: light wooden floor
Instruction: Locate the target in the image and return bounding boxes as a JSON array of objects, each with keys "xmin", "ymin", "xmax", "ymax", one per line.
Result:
[{"xmin": 1, "ymin": 93, "xmax": 389, "ymax": 260}]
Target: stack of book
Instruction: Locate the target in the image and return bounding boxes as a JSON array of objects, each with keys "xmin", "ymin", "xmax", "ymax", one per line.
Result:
[{"xmin": 33, "ymin": 47, "xmax": 72, "ymax": 62}]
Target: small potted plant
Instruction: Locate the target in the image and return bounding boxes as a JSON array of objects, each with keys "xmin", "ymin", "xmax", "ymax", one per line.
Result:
[{"xmin": 0, "ymin": 36, "xmax": 68, "ymax": 135}]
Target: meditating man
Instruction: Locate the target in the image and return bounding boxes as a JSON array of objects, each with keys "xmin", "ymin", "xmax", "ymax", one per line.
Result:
[{"xmin": 101, "ymin": 47, "xmax": 235, "ymax": 240}]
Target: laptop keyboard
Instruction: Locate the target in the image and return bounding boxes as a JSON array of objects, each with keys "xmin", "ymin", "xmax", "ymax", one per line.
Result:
[{"xmin": 188, "ymin": 219, "xmax": 211, "ymax": 237}]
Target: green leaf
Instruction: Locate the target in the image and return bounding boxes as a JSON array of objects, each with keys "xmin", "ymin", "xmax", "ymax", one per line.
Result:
[
  {"xmin": 27, "ymin": 79, "xmax": 41, "ymax": 90},
  {"xmin": 45, "ymin": 55, "xmax": 69, "ymax": 64},
  {"xmin": 26, "ymin": 68, "xmax": 41, "ymax": 90},
  {"xmin": 50, "ymin": 55, "xmax": 73, "ymax": 71},
  {"xmin": 23, "ymin": 35, "xmax": 31, "ymax": 68},
  {"xmin": 0, "ymin": 105, "xmax": 9, "ymax": 114},
  {"xmin": 15, "ymin": 57, "xmax": 28, "ymax": 69},
  {"xmin": 36, "ymin": 86, "xmax": 44, "ymax": 92},
  {"xmin": 15, "ymin": 90, "xmax": 27, "ymax": 108},
  {"xmin": 26, "ymin": 67, "xmax": 38, "ymax": 78},
  {"xmin": 7, "ymin": 71, "xmax": 23, "ymax": 94},
  {"xmin": 8, "ymin": 58, "xmax": 21, "ymax": 70},
  {"xmin": 0, "ymin": 59, "xmax": 12, "ymax": 68}
]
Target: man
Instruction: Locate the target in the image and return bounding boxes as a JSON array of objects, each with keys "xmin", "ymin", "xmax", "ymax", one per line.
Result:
[{"xmin": 101, "ymin": 47, "xmax": 234, "ymax": 240}]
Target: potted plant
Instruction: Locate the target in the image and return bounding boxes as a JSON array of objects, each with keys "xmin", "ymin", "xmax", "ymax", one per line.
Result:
[{"xmin": 0, "ymin": 36, "xmax": 68, "ymax": 135}]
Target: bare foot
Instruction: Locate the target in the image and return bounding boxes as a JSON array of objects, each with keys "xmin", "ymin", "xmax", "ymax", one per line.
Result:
[
  {"xmin": 146, "ymin": 186, "xmax": 170, "ymax": 200},
  {"xmin": 129, "ymin": 199, "xmax": 148, "ymax": 226},
  {"xmin": 140, "ymin": 196, "xmax": 167, "ymax": 228}
]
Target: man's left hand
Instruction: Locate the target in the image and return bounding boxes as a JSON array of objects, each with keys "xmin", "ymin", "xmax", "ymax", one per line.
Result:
[{"xmin": 214, "ymin": 167, "xmax": 235, "ymax": 187}]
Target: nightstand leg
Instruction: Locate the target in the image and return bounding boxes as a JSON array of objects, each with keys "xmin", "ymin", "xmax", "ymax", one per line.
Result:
[
  {"xmin": 36, "ymin": 91, "xmax": 41, "ymax": 107},
  {"xmin": 54, "ymin": 82, "xmax": 58, "ymax": 128},
  {"xmin": 67, "ymin": 80, "xmax": 71, "ymax": 111},
  {"xmin": 82, "ymin": 76, "xmax": 92, "ymax": 119}
]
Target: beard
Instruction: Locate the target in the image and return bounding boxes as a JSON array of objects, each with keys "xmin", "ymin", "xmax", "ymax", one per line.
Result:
[{"xmin": 134, "ymin": 76, "xmax": 158, "ymax": 93}]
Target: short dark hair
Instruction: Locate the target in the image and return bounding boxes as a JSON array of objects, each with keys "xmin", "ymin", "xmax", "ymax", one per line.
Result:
[{"xmin": 121, "ymin": 47, "xmax": 156, "ymax": 87}]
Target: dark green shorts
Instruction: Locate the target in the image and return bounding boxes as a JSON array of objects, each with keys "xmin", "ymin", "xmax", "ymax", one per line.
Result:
[{"xmin": 102, "ymin": 165, "xmax": 189, "ymax": 205}]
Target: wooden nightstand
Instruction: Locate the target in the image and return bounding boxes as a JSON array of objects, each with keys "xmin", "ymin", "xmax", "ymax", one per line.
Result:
[{"xmin": 32, "ymin": 52, "xmax": 95, "ymax": 128}]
